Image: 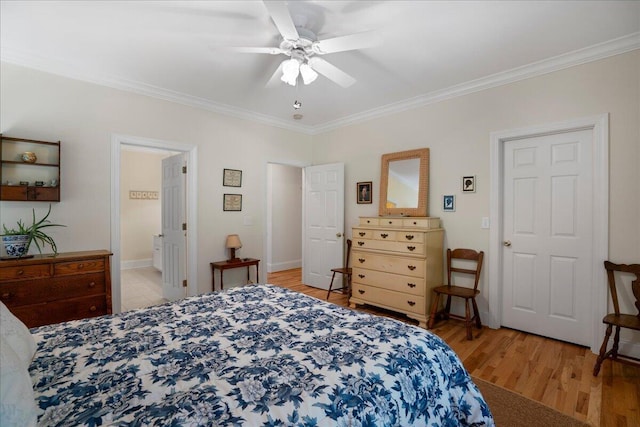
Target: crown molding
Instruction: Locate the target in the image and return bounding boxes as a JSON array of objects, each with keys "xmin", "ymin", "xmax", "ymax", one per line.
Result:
[
  {"xmin": 2, "ymin": 32, "xmax": 638, "ymax": 136},
  {"xmin": 0, "ymin": 46, "xmax": 316, "ymax": 135},
  {"xmin": 311, "ymin": 32, "xmax": 640, "ymax": 134}
]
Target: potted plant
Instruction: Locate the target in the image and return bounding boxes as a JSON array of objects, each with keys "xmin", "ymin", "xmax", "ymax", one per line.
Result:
[{"xmin": 1, "ymin": 205, "xmax": 65, "ymax": 258}]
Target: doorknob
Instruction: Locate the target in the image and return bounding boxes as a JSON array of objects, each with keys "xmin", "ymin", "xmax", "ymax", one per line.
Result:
[
  {"xmin": 503, "ymin": 240, "xmax": 512, "ymax": 247},
  {"xmin": 336, "ymin": 233, "xmax": 342, "ymax": 238}
]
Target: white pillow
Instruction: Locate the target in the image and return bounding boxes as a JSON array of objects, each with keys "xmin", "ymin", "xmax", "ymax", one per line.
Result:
[
  {"xmin": 0, "ymin": 302, "xmax": 36, "ymax": 368},
  {"xmin": 0, "ymin": 335, "xmax": 38, "ymax": 427}
]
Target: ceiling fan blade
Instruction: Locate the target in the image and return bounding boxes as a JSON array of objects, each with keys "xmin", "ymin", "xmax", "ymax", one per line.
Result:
[
  {"xmin": 313, "ymin": 31, "xmax": 379, "ymax": 54},
  {"xmin": 265, "ymin": 62, "xmax": 285, "ymax": 88},
  {"xmin": 308, "ymin": 57, "xmax": 356, "ymax": 88},
  {"xmin": 263, "ymin": 1, "xmax": 299, "ymax": 41},
  {"xmin": 222, "ymin": 47, "xmax": 285, "ymax": 55}
]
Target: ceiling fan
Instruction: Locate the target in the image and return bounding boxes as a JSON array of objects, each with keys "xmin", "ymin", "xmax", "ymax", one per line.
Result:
[{"xmin": 229, "ymin": 1, "xmax": 378, "ymax": 88}]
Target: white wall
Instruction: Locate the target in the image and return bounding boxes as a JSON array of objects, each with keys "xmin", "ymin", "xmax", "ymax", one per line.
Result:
[
  {"xmin": 312, "ymin": 51, "xmax": 639, "ymax": 344},
  {"xmin": 267, "ymin": 163, "xmax": 302, "ymax": 272},
  {"xmin": 0, "ymin": 62, "xmax": 313, "ymax": 293},
  {"xmin": 120, "ymin": 148, "xmax": 167, "ymax": 266}
]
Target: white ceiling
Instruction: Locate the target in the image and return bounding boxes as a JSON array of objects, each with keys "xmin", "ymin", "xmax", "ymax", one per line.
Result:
[{"xmin": 1, "ymin": 1, "xmax": 639, "ymax": 133}]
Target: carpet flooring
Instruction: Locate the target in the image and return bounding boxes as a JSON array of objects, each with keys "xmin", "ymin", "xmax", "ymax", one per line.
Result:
[{"xmin": 473, "ymin": 377, "xmax": 590, "ymax": 427}]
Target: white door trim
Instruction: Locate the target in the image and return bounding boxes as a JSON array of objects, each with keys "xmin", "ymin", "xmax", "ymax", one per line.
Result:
[
  {"xmin": 111, "ymin": 134, "xmax": 198, "ymax": 313},
  {"xmin": 489, "ymin": 114, "xmax": 608, "ymax": 354}
]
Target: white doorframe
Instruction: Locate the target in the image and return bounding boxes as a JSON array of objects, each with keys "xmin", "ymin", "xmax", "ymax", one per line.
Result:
[
  {"xmin": 263, "ymin": 160, "xmax": 309, "ymax": 278},
  {"xmin": 488, "ymin": 114, "xmax": 609, "ymax": 354},
  {"xmin": 111, "ymin": 134, "xmax": 198, "ymax": 314}
]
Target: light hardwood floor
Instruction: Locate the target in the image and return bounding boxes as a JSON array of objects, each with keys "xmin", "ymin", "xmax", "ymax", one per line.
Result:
[{"xmin": 267, "ymin": 268, "xmax": 640, "ymax": 427}]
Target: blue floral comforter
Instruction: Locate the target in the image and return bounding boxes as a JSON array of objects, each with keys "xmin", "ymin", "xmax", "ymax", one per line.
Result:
[{"xmin": 30, "ymin": 284, "xmax": 494, "ymax": 426}]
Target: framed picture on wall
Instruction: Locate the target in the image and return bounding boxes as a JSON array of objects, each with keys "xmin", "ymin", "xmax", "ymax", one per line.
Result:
[
  {"xmin": 462, "ymin": 176, "xmax": 476, "ymax": 192},
  {"xmin": 223, "ymin": 194, "xmax": 242, "ymax": 211},
  {"xmin": 357, "ymin": 181, "xmax": 372, "ymax": 204},
  {"xmin": 223, "ymin": 169, "xmax": 242, "ymax": 187},
  {"xmin": 443, "ymin": 195, "xmax": 455, "ymax": 212}
]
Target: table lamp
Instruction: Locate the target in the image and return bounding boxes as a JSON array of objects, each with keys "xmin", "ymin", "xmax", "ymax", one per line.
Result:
[{"xmin": 226, "ymin": 234, "xmax": 242, "ymax": 262}]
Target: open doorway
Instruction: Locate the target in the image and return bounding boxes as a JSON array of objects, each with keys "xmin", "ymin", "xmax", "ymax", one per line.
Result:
[
  {"xmin": 266, "ymin": 163, "xmax": 303, "ymax": 275},
  {"xmin": 110, "ymin": 134, "xmax": 198, "ymax": 314}
]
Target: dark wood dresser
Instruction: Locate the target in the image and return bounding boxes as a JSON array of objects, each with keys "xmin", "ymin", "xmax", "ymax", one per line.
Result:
[{"xmin": 0, "ymin": 250, "xmax": 112, "ymax": 328}]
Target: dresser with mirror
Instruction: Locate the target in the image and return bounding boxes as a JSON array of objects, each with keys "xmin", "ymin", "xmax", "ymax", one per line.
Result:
[{"xmin": 349, "ymin": 148, "xmax": 443, "ymax": 328}]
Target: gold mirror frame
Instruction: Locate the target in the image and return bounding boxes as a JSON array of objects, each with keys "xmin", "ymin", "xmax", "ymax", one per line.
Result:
[{"xmin": 379, "ymin": 148, "xmax": 429, "ymax": 217}]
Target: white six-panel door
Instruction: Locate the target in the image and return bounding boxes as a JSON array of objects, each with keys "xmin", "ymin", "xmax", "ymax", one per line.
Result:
[
  {"xmin": 161, "ymin": 153, "xmax": 187, "ymax": 301},
  {"xmin": 502, "ymin": 129, "xmax": 593, "ymax": 346},
  {"xmin": 303, "ymin": 163, "xmax": 345, "ymax": 289}
]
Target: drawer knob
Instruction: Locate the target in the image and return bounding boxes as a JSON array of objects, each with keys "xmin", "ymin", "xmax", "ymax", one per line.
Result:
[
  {"xmin": 412, "ymin": 221, "xmax": 417, "ymax": 225},
  {"xmin": 358, "ymin": 258, "xmax": 366, "ymax": 263},
  {"xmin": 88, "ymin": 282, "xmax": 96, "ymax": 288},
  {"xmin": 16, "ymin": 269, "xmax": 24, "ymax": 276},
  {"xmin": 380, "ymin": 233, "xmax": 388, "ymax": 239},
  {"xmin": 407, "ymin": 246, "xmax": 416, "ymax": 251},
  {"xmin": 90, "ymin": 305, "xmax": 97, "ymax": 312},
  {"xmin": 407, "ymin": 301, "xmax": 416, "ymax": 306},
  {"xmin": 405, "ymin": 235, "xmax": 414, "ymax": 240},
  {"xmin": 359, "ymin": 232, "xmax": 365, "ymax": 237},
  {"xmin": 407, "ymin": 283, "xmax": 416, "ymax": 288},
  {"xmin": 357, "ymin": 241, "xmax": 365, "ymax": 246},
  {"xmin": 358, "ymin": 289, "xmax": 365, "ymax": 294},
  {"xmin": 367, "ymin": 220, "xmax": 371, "ymax": 223},
  {"xmin": 358, "ymin": 274, "xmax": 365, "ymax": 279},
  {"xmin": 1, "ymin": 292, "xmax": 11, "ymax": 299},
  {"xmin": 78, "ymin": 263, "xmax": 84, "ymax": 269},
  {"xmin": 408, "ymin": 265, "xmax": 416, "ymax": 271},
  {"xmin": 388, "ymin": 221, "xmax": 393, "ymax": 224}
]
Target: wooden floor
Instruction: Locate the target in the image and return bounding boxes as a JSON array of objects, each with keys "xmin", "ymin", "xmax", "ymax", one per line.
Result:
[{"xmin": 267, "ymin": 268, "xmax": 640, "ymax": 427}]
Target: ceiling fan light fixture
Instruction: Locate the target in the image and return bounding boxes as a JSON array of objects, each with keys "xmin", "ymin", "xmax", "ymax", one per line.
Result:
[
  {"xmin": 299, "ymin": 63, "xmax": 318, "ymax": 85},
  {"xmin": 281, "ymin": 58, "xmax": 300, "ymax": 86}
]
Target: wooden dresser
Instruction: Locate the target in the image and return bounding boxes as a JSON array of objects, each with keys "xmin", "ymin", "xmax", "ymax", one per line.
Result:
[
  {"xmin": 349, "ymin": 217, "xmax": 443, "ymax": 328},
  {"xmin": 0, "ymin": 250, "xmax": 112, "ymax": 328}
]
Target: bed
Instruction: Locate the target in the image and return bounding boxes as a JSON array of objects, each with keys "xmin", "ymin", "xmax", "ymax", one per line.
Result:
[{"xmin": 3, "ymin": 284, "xmax": 494, "ymax": 426}]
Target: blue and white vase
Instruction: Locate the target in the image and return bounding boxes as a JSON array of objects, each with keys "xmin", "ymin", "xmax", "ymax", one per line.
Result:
[{"xmin": 1, "ymin": 235, "xmax": 30, "ymax": 257}]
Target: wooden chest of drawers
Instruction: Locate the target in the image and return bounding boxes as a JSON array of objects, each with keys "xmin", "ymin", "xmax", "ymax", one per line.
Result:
[
  {"xmin": 0, "ymin": 250, "xmax": 112, "ymax": 327},
  {"xmin": 349, "ymin": 217, "xmax": 443, "ymax": 328}
]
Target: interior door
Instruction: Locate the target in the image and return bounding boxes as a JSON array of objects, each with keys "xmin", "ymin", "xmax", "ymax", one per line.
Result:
[
  {"xmin": 161, "ymin": 153, "xmax": 187, "ymax": 301},
  {"xmin": 303, "ymin": 163, "xmax": 345, "ymax": 289},
  {"xmin": 502, "ymin": 129, "xmax": 593, "ymax": 346}
]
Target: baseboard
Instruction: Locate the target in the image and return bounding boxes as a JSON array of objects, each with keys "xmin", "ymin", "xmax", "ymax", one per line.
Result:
[
  {"xmin": 268, "ymin": 259, "xmax": 302, "ymax": 273},
  {"xmin": 121, "ymin": 258, "xmax": 153, "ymax": 270},
  {"xmin": 618, "ymin": 337, "xmax": 640, "ymax": 359}
]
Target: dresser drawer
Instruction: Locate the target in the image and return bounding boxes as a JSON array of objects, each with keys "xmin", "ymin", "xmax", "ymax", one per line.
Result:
[
  {"xmin": 0, "ymin": 273, "xmax": 106, "ymax": 306},
  {"xmin": 352, "ymin": 267, "xmax": 424, "ymax": 296},
  {"xmin": 397, "ymin": 231, "xmax": 424, "ymax": 243},
  {"xmin": 372, "ymin": 230, "xmax": 397, "ymax": 241},
  {"xmin": 54, "ymin": 259, "xmax": 105, "ymax": 276},
  {"xmin": 379, "ymin": 218, "xmax": 403, "ymax": 227},
  {"xmin": 10, "ymin": 295, "xmax": 108, "ymax": 328},
  {"xmin": 359, "ymin": 217, "xmax": 379, "ymax": 226},
  {"xmin": 353, "ymin": 239, "xmax": 425, "ymax": 255},
  {"xmin": 352, "ymin": 283, "xmax": 425, "ymax": 315},
  {"xmin": 402, "ymin": 217, "xmax": 440, "ymax": 228},
  {"xmin": 352, "ymin": 251, "xmax": 425, "ymax": 278},
  {"xmin": 0, "ymin": 264, "xmax": 50, "ymax": 281},
  {"xmin": 353, "ymin": 228, "xmax": 373, "ymax": 239}
]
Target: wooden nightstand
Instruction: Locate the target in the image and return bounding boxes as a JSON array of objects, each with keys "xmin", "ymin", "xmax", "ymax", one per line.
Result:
[{"xmin": 210, "ymin": 258, "xmax": 260, "ymax": 291}]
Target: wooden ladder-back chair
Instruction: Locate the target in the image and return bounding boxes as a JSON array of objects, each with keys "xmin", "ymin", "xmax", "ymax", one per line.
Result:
[
  {"xmin": 326, "ymin": 239, "xmax": 353, "ymax": 301},
  {"xmin": 593, "ymin": 261, "xmax": 640, "ymax": 376},
  {"xmin": 428, "ymin": 248, "xmax": 484, "ymax": 340}
]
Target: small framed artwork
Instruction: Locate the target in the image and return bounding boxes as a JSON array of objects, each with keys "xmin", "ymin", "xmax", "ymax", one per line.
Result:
[
  {"xmin": 443, "ymin": 195, "xmax": 455, "ymax": 212},
  {"xmin": 357, "ymin": 181, "xmax": 372, "ymax": 204},
  {"xmin": 223, "ymin": 168, "xmax": 242, "ymax": 187},
  {"xmin": 462, "ymin": 176, "xmax": 476, "ymax": 193},
  {"xmin": 223, "ymin": 194, "xmax": 242, "ymax": 211}
]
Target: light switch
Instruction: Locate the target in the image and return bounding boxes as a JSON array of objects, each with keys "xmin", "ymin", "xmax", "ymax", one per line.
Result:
[{"xmin": 481, "ymin": 217, "xmax": 490, "ymax": 229}]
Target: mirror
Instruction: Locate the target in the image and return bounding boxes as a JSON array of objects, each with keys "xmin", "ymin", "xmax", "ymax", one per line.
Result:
[{"xmin": 379, "ymin": 148, "xmax": 429, "ymax": 217}]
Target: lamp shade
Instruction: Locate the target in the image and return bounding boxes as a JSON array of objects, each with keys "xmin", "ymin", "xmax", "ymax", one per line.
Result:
[{"xmin": 226, "ymin": 234, "xmax": 242, "ymax": 249}]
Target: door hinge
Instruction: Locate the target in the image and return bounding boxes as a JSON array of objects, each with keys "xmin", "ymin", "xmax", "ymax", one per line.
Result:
[
  {"xmin": 182, "ymin": 223, "xmax": 187, "ymax": 231},
  {"xmin": 182, "ymin": 279, "xmax": 187, "ymax": 288},
  {"xmin": 182, "ymin": 166, "xmax": 187, "ymax": 174}
]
